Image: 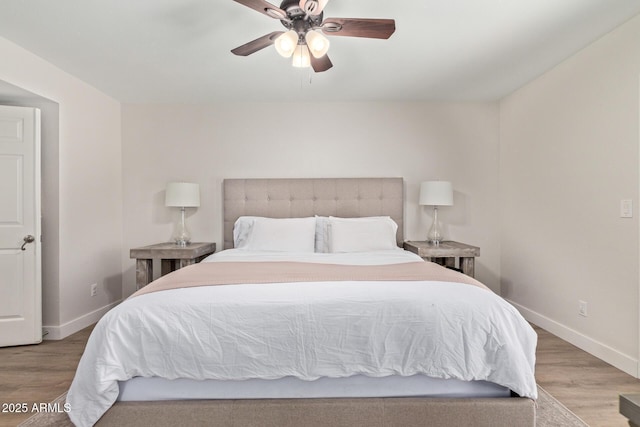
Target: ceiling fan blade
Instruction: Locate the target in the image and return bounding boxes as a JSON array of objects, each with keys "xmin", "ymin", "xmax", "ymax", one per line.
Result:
[
  {"xmin": 232, "ymin": 0, "xmax": 288, "ymax": 20},
  {"xmin": 321, "ymin": 18, "xmax": 396, "ymax": 39},
  {"xmin": 231, "ymin": 31, "xmax": 284, "ymax": 56},
  {"xmin": 310, "ymin": 53, "xmax": 333, "ymax": 72}
]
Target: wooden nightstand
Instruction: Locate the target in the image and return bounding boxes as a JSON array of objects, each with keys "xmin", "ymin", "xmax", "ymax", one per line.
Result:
[
  {"xmin": 403, "ymin": 240, "xmax": 480, "ymax": 278},
  {"xmin": 621, "ymin": 394, "xmax": 640, "ymax": 427},
  {"xmin": 130, "ymin": 242, "xmax": 216, "ymax": 289}
]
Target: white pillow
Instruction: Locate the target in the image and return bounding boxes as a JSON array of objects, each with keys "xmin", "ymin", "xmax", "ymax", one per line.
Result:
[
  {"xmin": 233, "ymin": 216, "xmax": 259, "ymax": 249},
  {"xmin": 243, "ymin": 217, "xmax": 316, "ymax": 252},
  {"xmin": 314, "ymin": 216, "xmax": 330, "ymax": 253},
  {"xmin": 328, "ymin": 216, "xmax": 398, "ymax": 253}
]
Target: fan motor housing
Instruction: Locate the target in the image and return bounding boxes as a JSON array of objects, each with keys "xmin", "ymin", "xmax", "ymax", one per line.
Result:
[{"xmin": 279, "ymin": 0, "xmax": 323, "ymax": 34}]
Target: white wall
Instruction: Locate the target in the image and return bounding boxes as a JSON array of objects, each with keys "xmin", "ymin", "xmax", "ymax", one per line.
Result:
[
  {"xmin": 122, "ymin": 102, "xmax": 501, "ymax": 296},
  {"xmin": 0, "ymin": 37, "xmax": 123, "ymax": 338},
  {"xmin": 500, "ymin": 15, "xmax": 640, "ymax": 375}
]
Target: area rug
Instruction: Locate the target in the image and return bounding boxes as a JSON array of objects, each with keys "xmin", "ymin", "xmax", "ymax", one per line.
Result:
[
  {"xmin": 535, "ymin": 385, "xmax": 589, "ymax": 426},
  {"xmin": 18, "ymin": 386, "xmax": 588, "ymax": 426}
]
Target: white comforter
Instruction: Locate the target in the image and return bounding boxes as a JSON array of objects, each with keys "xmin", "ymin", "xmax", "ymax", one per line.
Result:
[{"xmin": 67, "ymin": 249, "xmax": 537, "ymax": 427}]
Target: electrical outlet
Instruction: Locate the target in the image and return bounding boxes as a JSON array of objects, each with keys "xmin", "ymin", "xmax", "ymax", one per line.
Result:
[
  {"xmin": 578, "ymin": 300, "xmax": 587, "ymax": 317},
  {"xmin": 90, "ymin": 283, "xmax": 97, "ymax": 297}
]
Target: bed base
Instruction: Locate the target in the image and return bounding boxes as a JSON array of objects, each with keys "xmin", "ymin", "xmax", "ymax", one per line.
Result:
[{"xmin": 96, "ymin": 397, "xmax": 535, "ymax": 427}]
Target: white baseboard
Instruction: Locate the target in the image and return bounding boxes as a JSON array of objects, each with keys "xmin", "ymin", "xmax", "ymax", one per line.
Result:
[
  {"xmin": 508, "ymin": 299, "xmax": 639, "ymax": 378},
  {"xmin": 42, "ymin": 300, "xmax": 121, "ymax": 340}
]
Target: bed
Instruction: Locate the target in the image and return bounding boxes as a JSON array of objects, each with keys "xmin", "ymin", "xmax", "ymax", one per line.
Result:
[{"xmin": 67, "ymin": 177, "xmax": 537, "ymax": 426}]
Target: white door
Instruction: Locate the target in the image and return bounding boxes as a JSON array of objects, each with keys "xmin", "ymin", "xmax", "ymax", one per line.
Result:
[{"xmin": 0, "ymin": 105, "xmax": 41, "ymax": 347}]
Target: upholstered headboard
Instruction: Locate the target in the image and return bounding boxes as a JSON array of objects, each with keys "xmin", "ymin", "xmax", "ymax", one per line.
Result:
[{"xmin": 223, "ymin": 178, "xmax": 404, "ymax": 249}]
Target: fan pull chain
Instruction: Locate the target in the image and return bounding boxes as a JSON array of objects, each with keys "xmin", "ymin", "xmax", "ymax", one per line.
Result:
[{"xmin": 298, "ymin": 68, "xmax": 313, "ymax": 91}]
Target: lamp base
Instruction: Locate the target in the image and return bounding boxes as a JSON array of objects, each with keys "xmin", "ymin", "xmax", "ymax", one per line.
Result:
[
  {"xmin": 427, "ymin": 206, "xmax": 443, "ymax": 245},
  {"xmin": 172, "ymin": 207, "xmax": 192, "ymax": 247},
  {"xmin": 427, "ymin": 235, "xmax": 443, "ymax": 245},
  {"xmin": 173, "ymin": 239, "xmax": 190, "ymax": 247}
]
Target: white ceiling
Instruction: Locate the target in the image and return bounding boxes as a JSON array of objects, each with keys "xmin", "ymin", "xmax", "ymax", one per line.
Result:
[{"xmin": 1, "ymin": 0, "xmax": 639, "ymax": 103}]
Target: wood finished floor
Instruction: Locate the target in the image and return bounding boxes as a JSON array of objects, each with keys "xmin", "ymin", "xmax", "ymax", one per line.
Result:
[
  {"xmin": 533, "ymin": 325, "xmax": 640, "ymax": 426},
  {"xmin": 0, "ymin": 326, "xmax": 94, "ymax": 427},
  {"xmin": 0, "ymin": 324, "xmax": 638, "ymax": 426}
]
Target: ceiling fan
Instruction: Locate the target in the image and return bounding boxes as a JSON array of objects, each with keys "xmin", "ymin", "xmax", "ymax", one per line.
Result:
[{"xmin": 231, "ymin": 0, "xmax": 396, "ymax": 72}]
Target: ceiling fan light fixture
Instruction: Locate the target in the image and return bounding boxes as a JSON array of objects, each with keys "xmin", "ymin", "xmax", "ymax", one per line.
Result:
[
  {"xmin": 305, "ymin": 30, "xmax": 330, "ymax": 58},
  {"xmin": 232, "ymin": 0, "xmax": 396, "ymax": 72},
  {"xmin": 292, "ymin": 44, "xmax": 311, "ymax": 68},
  {"xmin": 274, "ymin": 30, "xmax": 298, "ymax": 58}
]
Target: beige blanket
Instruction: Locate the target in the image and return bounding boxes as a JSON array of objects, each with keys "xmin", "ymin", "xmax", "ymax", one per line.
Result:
[{"xmin": 131, "ymin": 261, "xmax": 490, "ymax": 298}]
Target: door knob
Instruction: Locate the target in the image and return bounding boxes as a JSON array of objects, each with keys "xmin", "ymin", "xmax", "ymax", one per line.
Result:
[{"xmin": 21, "ymin": 235, "xmax": 35, "ymax": 251}]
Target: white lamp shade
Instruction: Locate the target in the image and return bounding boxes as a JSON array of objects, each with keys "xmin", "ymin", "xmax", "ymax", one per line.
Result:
[
  {"xmin": 419, "ymin": 181, "xmax": 453, "ymax": 206},
  {"xmin": 275, "ymin": 30, "xmax": 298, "ymax": 58},
  {"xmin": 292, "ymin": 44, "xmax": 311, "ymax": 68},
  {"xmin": 165, "ymin": 182, "xmax": 200, "ymax": 207},
  {"xmin": 305, "ymin": 30, "xmax": 330, "ymax": 58}
]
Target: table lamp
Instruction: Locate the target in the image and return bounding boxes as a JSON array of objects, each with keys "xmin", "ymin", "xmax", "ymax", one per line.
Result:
[
  {"xmin": 419, "ymin": 181, "xmax": 453, "ymax": 245},
  {"xmin": 165, "ymin": 182, "xmax": 200, "ymax": 246}
]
